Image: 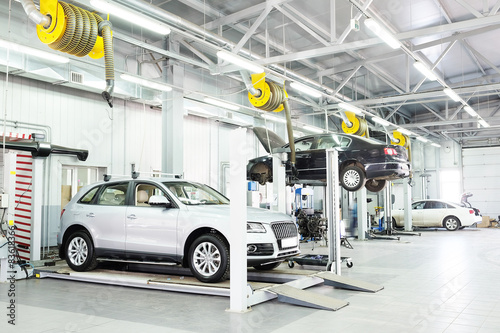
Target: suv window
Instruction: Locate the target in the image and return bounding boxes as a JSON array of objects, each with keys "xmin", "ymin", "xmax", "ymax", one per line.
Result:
[
  {"xmin": 79, "ymin": 186, "xmax": 99, "ymax": 204},
  {"xmin": 97, "ymin": 182, "xmax": 128, "ymax": 206},
  {"xmin": 135, "ymin": 183, "xmax": 169, "ymax": 207}
]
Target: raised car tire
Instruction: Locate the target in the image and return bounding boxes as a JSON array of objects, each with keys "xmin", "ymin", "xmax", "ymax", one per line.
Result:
[
  {"xmin": 365, "ymin": 179, "xmax": 387, "ymax": 192},
  {"xmin": 340, "ymin": 165, "xmax": 366, "ymax": 191}
]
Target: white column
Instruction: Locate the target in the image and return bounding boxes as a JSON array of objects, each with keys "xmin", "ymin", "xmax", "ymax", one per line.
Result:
[
  {"xmin": 357, "ymin": 188, "xmax": 367, "ymax": 240},
  {"xmin": 272, "ymin": 154, "xmax": 286, "ymax": 214},
  {"xmin": 30, "ymin": 158, "xmax": 43, "ymax": 261},
  {"xmin": 228, "ymin": 128, "xmax": 248, "ymax": 313},
  {"xmin": 326, "ymin": 150, "xmax": 341, "ymax": 275},
  {"xmin": 403, "ymin": 181, "xmax": 413, "ymax": 231}
]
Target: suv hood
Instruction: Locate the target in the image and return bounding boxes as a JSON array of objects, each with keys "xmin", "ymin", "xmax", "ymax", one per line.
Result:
[
  {"xmin": 253, "ymin": 127, "xmax": 287, "ymax": 154},
  {"xmin": 186, "ymin": 205, "xmax": 292, "ymax": 224}
]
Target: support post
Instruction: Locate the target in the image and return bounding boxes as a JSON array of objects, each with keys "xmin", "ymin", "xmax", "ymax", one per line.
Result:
[
  {"xmin": 357, "ymin": 188, "xmax": 367, "ymax": 240},
  {"xmin": 326, "ymin": 149, "xmax": 341, "ymax": 275},
  {"xmin": 403, "ymin": 181, "xmax": 413, "ymax": 231},
  {"xmin": 383, "ymin": 182, "xmax": 393, "ymax": 234},
  {"xmin": 272, "ymin": 153, "xmax": 286, "ymax": 214},
  {"xmin": 162, "ymin": 35, "xmax": 184, "ymax": 175},
  {"xmin": 228, "ymin": 128, "xmax": 248, "ymax": 313},
  {"xmin": 30, "ymin": 158, "xmax": 43, "ymax": 261}
]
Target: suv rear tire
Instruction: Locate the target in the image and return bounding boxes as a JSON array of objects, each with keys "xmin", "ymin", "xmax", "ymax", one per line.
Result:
[
  {"xmin": 65, "ymin": 231, "xmax": 98, "ymax": 272},
  {"xmin": 188, "ymin": 234, "xmax": 230, "ymax": 283}
]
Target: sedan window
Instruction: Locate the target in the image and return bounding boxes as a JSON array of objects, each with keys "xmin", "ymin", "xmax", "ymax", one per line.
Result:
[
  {"xmin": 96, "ymin": 183, "xmax": 128, "ymax": 206},
  {"xmin": 424, "ymin": 201, "xmax": 446, "ymax": 209},
  {"xmin": 317, "ymin": 135, "xmax": 351, "ymax": 149},
  {"xmin": 412, "ymin": 202, "xmax": 426, "ymax": 210},
  {"xmin": 294, "ymin": 138, "xmax": 314, "ymax": 151}
]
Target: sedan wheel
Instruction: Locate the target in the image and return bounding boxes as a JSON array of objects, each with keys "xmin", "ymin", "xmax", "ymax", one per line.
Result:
[
  {"xmin": 443, "ymin": 216, "xmax": 461, "ymax": 231},
  {"xmin": 340, "ymin": 165, "xmax": 366, "ymax": 192},
  {"xmin": 65, "ymin": 231, "xmax": 98, "ymax": 271},
  {"xmin": 188, "ymin": 234, "xmax": 229, "ymax": 283}
]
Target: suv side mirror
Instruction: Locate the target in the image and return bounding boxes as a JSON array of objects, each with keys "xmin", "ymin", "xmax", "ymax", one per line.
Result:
[{"xmin": 149, "ymin": 195, "xmax": 172, "ymax": 208}]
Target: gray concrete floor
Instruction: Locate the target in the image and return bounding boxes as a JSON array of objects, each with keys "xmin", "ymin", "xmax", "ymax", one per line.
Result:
[{"xmin": 1, "ymin": 228, "xmax": 500, "ymax": 333}]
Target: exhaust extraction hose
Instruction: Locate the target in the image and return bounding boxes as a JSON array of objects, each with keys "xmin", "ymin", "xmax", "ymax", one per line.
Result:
[
  {"xmin": 21, "ymin": 0, "xmax": 114, "ymax": 107},
  {"xmin": 250, "ymin": 80, "xmax": 297, "ymax": 176}
]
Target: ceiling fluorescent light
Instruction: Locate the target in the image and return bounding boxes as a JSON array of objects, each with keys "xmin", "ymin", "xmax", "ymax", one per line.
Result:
[
  {"xmin": 413, "ymin": 61, "xmax": 437, "ymax": 81},
  {"xmin": 478, "ymin": 119, "xmax": 490, "ymax": 127},
  {"xmin": 90, "ymin": 0, "xmax": 171, "ymax": 35},
  {"xmin": 217, "ymin": 50, "xmax": 263, "ymax": 74},
  {"xmin": 396, "ymin": 127, "xmax": 413, "ymax": 136},
  {"xmin": 431, "ymin": 143, "xmax": 441, "ymax": 148},
  {"xmin": 262, "ymin": 113, "xmax": 287, "ymax": 123},
  {"xmin": 416, "ymin": 136, "xmax": 429, "ymax": 143},
  {"xmin": 303, "ymin": 125, "xmax": 324, "ymax": 134},
  {"xmin": 463, "ymin": 105, "xmax": 478, "ymax": 117},
  {"xmin": 0, "ymin": 38, "xmax": 69, "ymax": 63},
  {"xmin": 290, "ymin": 82, "xmax": 322, "ymax": 98},
  {"xmin": 204, "ymin": 97, "xmax": 240, "ymax": 111},
  {"xmin": 338, "ymin": 102, "xmax": 364, "ymax": 115},
  {"xmin": 364, "ymin": 18, "xmax": 401, "ymax": 49},
  {"xmin": 121, "ymin": 74, "xmax": 172, "ymax": 92},
  {"xmin": 443, "ymin": 88, "xmax": 461, "ymax": 102},
  {"xmin": 372, "ymin": 117, "xmax": 391, "ymax": 127}
]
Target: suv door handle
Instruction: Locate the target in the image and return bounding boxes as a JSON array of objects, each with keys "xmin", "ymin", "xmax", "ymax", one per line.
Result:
[
  {"xmin": 127, "ymin": 214, "xmax": 137, "ymax": 220},
  {"xmin": 86, "ymin": 213, "xmax": 95, "ymax": 218}
]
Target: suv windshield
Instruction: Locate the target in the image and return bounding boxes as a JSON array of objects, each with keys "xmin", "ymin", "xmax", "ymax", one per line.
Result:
[{"xmin": 163, "ymin": 181, "xmax": 229, "ymax": 205}]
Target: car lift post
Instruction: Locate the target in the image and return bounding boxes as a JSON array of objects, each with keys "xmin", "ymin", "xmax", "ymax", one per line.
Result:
[
  {"xmin": 272, "ymin": 150, "xmax": 287, "ymax": 214},
  {"xmin": 325, "ymin": 149, "xmax": 341, "ymax": 274}
]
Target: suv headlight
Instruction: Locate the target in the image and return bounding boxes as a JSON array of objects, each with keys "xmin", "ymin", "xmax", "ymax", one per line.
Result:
[{"xmin": 247, "ymin": 222, "xmax": 266, "ymax": 233}]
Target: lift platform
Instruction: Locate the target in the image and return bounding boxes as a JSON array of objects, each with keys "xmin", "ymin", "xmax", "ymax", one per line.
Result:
[{"xmin": 34, "ymin": 262, "xmax": 381, "ymax": 311}]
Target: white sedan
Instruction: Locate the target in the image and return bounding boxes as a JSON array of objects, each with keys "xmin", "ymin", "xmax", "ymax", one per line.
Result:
[{"xmin": 392, "ymin": 199, "xmax": 481, "ymax": 231}]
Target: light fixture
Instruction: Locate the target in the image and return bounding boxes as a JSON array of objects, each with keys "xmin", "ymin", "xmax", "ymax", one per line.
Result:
[
  {"xmin": 416, "ymin": 136, "xmax": 429, "ymax": 143},
  {"xmin": 372, "ymin": 117, "xmax": 391, "ymax": 127},
  {"xmin": 443, "ymin": 88, "xmax": 461, "ymax": 102},
  {"xmin": 431, "ymin": 143, "xmax": 441, "ymax": 148},
  {"xmin": 262, "ymin": 113, "xmax": 287, "ymax": 123},
  {"xmin": 121, "ymin": 74, "xmax": 172, "ymax": 92},
  {"xmin": 396, "ymin": 127, "xmax": 413, "ymax": 136},
  {"xmin": 303, "ymin": 125, "xmax": 324, "ymax": 134},
  {"xmin": 216, "ymin": 50, "xmax": 264, "ymax": 74},
  {"xmin": 478, "ymin": 119, "xmax": 490, "ymax": 127},
  {"xmin": 338, "ymin": 102, "xmax": 364, "ymax": 115},
  {"xmin": 186, "ymin": 107, "xmax": 216, "ymax": 118},
  {"xmin": 413, "ymin": 61, "xmax": 437, "ymax": 81},
  {"xmin": 204, "ymin": 97, "xmax": 240, "ymax": 111},
  {"xmin": 290, "ymin": 82, "xmax": 322, "ymax": 98},
  {"xmin": 364, "ymin": 18, "xmax": 401, "ymax": 49},
  {"xmin": 463, "ymin": 105, "xmax": 478, "ymax": 117},
  {"xmin": 0, "ymin": 38, "xmax": 69, "ymax": 63},
  {"xmin": 90, "ymin": 0, "xmax": 171, "ymax": 35}
]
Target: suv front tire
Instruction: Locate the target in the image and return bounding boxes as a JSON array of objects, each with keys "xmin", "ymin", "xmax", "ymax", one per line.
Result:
[
  {"xmin": 188, "ymin": 234, "xmax": 230, "ymax": 283},
  {"xmin": 65, "ymin": 231, "xmax": 98, "ymax": 272}
]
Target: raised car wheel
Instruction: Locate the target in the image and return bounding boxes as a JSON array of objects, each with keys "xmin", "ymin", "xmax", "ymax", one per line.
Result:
[
  {"xmin": 65, "ymin": 231, "xmax": 98, "ymax": 272},
  {"xmin": 443, "ymin": 216, "xmax": 461, "ymax": 231},
  {"xmin": 188, "ymin": 234, "xmax": 229, "ymax": 283},
  {"xmin": 340, "ymin": 165, "xmax": 366, "ymax": 192},
  {"xmin": 253, "ymin": 261, "xmax": 282, "ymax": 271},
  {"xmin": 365, "ymin": 179, "xmax": 387, "ymax": 192}
]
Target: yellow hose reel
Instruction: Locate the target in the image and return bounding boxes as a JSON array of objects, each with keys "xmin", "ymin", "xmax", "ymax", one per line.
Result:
[
  {"xmin": 341, "ymin": 111, "xmax": 369, "ymax": 137},
  {"xmin": 248, "ymin": 73, "xmax": 286, "ymax": 112},
  {"xmin": 34, "ymin": 0, "xmax": 114, "ymax": 106},
  {"xmin": 391, "ymin": 131, "xmax": 412, "ymax": 162}
]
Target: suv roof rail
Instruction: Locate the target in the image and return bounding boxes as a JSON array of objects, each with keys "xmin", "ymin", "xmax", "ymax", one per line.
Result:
[{"xmin": 138, "ymin": 171, "xmax": 183, "ymax": 179}]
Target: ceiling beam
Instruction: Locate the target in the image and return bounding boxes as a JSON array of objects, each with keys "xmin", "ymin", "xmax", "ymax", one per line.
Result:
[{"xmin": 256, "ymin": 14, "xmax": 500, "ymax": 65}]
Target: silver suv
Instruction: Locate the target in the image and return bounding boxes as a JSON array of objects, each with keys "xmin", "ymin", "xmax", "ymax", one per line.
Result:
[{"xmin": 57, "ymin": 177, "xmax": 300, "ymax": 283}]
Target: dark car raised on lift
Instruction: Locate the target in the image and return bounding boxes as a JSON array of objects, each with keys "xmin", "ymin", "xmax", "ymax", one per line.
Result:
[{"xmin": 247, "ymin": 127, "xmax": 411, "ymax": 192}]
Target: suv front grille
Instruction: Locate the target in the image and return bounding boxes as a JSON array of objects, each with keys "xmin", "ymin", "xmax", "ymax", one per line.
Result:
[{"xmin": 271, "ymin": 222, "xmax": 298, "ymax": 250}]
